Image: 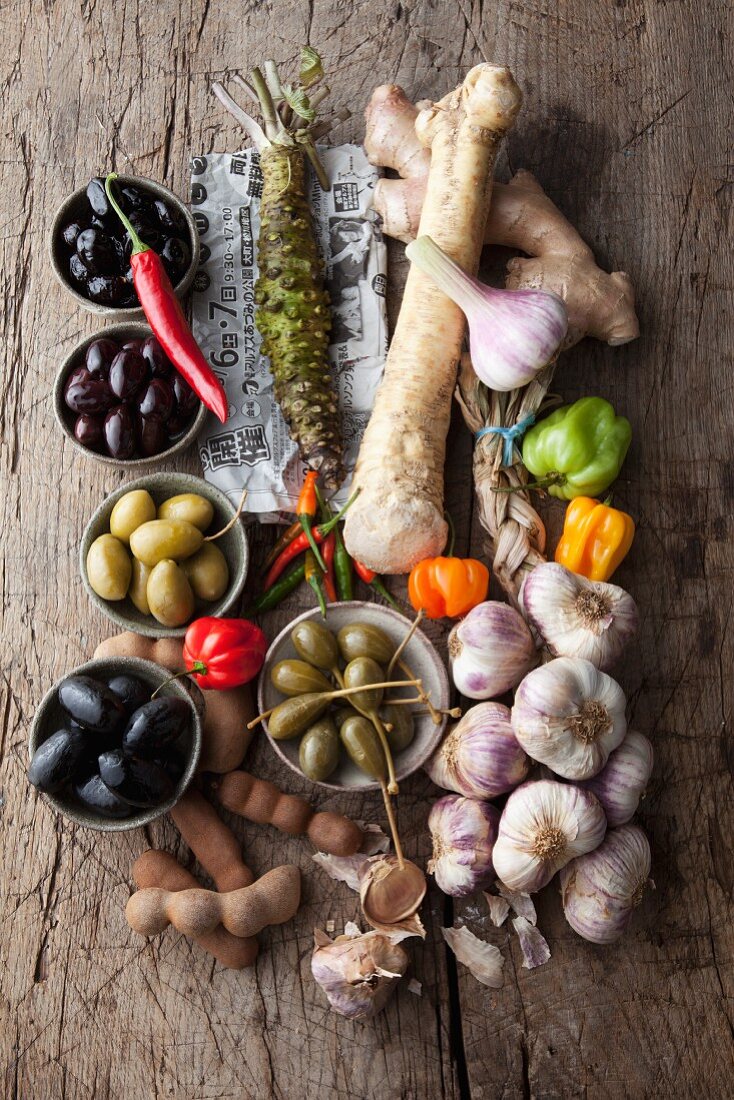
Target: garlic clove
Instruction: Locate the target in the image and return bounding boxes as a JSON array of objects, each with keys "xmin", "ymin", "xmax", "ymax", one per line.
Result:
[
  {"xmin": 512, "ymin": 915, "xmax": 551, "ymax": 969},
  {"xmin": 560, "ymin": 824, "xmax": 652, "ymax": 943},
  {"xmin": 425, "ymin": 701, "xmax": 529, "ymax": 801},
  {"xmin": 579, "ymin": 729, "xmax": 653, "ymax": 826},
  {"xmin": 442, "ymin": 925, "xmax": 504, "ymax": 988},
  {"xmin": 427, "ymin": 794, "xmax": 501, "ymax": 897},
  {"xmin": 311, "ymin": 925, "xmax": 410, "ymax": 1019},
  {"xmin": 359, "ymin": 854, "xmax": 427, "ymax": 936},
  {"xmin": 520, "ymin": 562, "xmax": 638, "ymax": 671}
]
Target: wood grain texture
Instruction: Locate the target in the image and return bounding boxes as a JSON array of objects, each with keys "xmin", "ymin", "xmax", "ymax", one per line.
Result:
[{"xmin": 1, "ymin": 1, "xmax": 732, "ymax": 1097}]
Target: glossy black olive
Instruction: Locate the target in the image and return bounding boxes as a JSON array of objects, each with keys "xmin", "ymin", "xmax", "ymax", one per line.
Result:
[
  {"xmin": 152, "ymin": 198, "xmax": 187, "ymax": 235},
  {"xmin": 28, "ymin": 728, "xmax": 86, "ymax": 794},
  {"xmin": 103, "ymin": 404, "xmax": 136, "ymax": 459},
  {"xmin": 173, "ymin": 375, "xmax": 199, "ymax": 416},
  {"xmin": 74, "ymin": 413, "xmax": 104, "ymax": 451},
  {"xmin": 87, "ymin": 273, "xmax": 128, "ymax": 306},
  {"xmin": 155, "ymin": 745, "xmax": 187, "ymax": 784},
  {"xmin": 109, "ymin": 350, "xmax": 147, "ymax": 400},
  {"xmin": 123, "ymin": 214, "xmax": 162, "ymax": 255},
  {"xmin": 85, "ymin": 338, "xmax": 119, "ymax": 376},
  {"xmin": 121, "ymin": 697, "xmax": 190, "ymax": 758},
  {"xmin": 107, "ymin": 674, "xmax": 150, "ymax": 713},
  {"xmin": 58, "ymin": 674, "xmax": 126, "ymax": 734},
  {"xmin": 73, "ymin": 773, "xmax": 131, "ymax": 818},
  {"xmin": 76, "ymin": 228, "xmax": 123, "ymax": 276},
  {"xmin": 160, "ymin": 237, "xmax": 191, "ymax": 283},
  {"xmin": 120, "ymin": 185, "xmax": 154, "ymax": 216},
  {"xmin": 137, "ymin": 414, "xmax": 169, "ymax": 457},
  {"xmin": 64, "ymin": 365, "xmax": 114, "ymax": 415},
  {"xmin": 69, "ymin": 254, "xmax": 90, "ymax": 289},
  {"xmin": 86, "ymin": 176, "xmax": 115, "ymax": 223},
  {"xmin": 141, "ymin": 335, "xmax": 171, "ymax": 377},
  {"xmin": 97, "ymin": 750, "xmax": 175, "ymax": 807},
  {"xmin": 62, "ymin": 221, "xmax": 85, "ymax": 249},
  {"xmin": 137, "ymin": 378, "xmax": 174, "ymax": 421}
]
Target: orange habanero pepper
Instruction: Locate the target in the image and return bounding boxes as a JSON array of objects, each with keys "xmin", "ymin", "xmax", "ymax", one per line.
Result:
[
  {"xmin": 554, "ymin": 497, "xmax": 635, "ymax": 582},
  {"xmin": 408, "ymin": 556, "xmax": 490, "ymax": 620}
]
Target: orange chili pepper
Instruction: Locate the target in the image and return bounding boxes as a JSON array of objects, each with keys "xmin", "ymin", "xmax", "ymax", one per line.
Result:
[
  {"xmin": 297, "ymin": 471, "xmax": 326, "ymax": 570},
  {"xmin": 408, "ymin": 556, "xmax": 490, "ymax": 619},
  {"xmin": 554, "ymin": 497, "xmax": 635, "ymax": 582}
]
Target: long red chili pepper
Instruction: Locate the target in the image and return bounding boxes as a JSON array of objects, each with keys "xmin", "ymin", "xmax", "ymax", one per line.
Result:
[
  {"xmin": 353, "ymin": 558, "xmax": 401, "ymax": 610},
  {"xmin": 322, "ymin": 532, "xmax": 338, "ymax": 602},
  {"xmin": 262, "ymin": 488, "xmax": 360, "ymax": 590},
  {"xmin": 105, "ymin": 174, "xmax": 228, "ymax": 424}
]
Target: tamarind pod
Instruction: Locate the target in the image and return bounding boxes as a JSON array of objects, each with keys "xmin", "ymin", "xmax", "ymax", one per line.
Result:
[
  {"xmin": 126, "ymin": 865, "xmax": 301, "ymax": 940},
  {"xmin": 169, "ymin": 789, "xmax": 254, "ymax": 891},
  {"xmin": 306, "ymin": 812, "xmax": 364, "ymax": 857},
  {"xmin": 132, "ymin": 850, "xmax": 258, "ymax": 969}
]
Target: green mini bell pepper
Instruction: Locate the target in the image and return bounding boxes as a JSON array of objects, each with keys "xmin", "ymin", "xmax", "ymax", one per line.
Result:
[{"xmin": 521, "ymin": 396, "xmax": 632, "ymax": 500}]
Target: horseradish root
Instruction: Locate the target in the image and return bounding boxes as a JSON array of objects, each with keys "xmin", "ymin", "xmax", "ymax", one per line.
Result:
[
  {"xmin": 343, "ymin": 65, "xmax": 522, "ymax": 574},
  {"xmin": 364, "ymin": 85, "xmax": 639, "ymax": 348},
  {"xmin": 126, "ymin": 865, "xmax": 301, "ymax": 939},
  {"xmin": 169, "ymin": 788, "xmax": 255, "ymax": 892}
]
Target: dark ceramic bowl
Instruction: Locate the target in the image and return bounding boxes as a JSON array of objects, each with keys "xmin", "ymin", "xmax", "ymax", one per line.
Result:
[
  {"xmin": 28, "ymin": 656, "xmax": 203, "ymax": 831},
  {"xmin": 80, "ymin": 472, "xmax": 249, "ymax": 638},
  {"xmin": 53, "ymin": 321, "xmax": 206, "ymax": 468},
  {"xmin": 258, "ymin": 602, "xmax": 450, "ymax": 791},
  {"xmin": 49, "ymin": 173, "xmax": 199, "ymax": 321}
]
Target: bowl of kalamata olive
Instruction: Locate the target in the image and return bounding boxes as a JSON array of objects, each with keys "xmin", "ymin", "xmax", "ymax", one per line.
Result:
[
  {"xmin": 28, "ymin": 656, "xmax": 203, "ymax": 831},
  {"xmin": 54, "ymin": 323, "xmax": 206, "ymax": 465},
  {"xmin": 50, "ymin": 174, "xmax": 199, "ymax": 320}
]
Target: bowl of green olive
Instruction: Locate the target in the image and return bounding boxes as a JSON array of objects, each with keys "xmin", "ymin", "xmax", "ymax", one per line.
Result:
[
  {"xmin": 257, "ymin": 602, "xmax": 450, "ymax": 791},
  {"xmin": 80, "ymin": 472, "xmax": 249, "ymax": 638}
]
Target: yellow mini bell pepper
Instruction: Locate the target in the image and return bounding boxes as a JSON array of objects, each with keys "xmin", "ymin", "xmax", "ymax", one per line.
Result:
[{"xmin": 554, "ymin": 497, "xmax": 635, "ymax": 582}]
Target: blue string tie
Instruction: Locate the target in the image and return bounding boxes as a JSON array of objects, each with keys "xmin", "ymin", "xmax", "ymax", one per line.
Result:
[{"xmin": 476, "ymin": 414, "xmax": 536, "ymax": 468}]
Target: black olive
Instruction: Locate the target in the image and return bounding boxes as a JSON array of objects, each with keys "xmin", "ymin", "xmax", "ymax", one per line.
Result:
[
  {"xmin": 69, "ymin": 254, "xmax": 90, "ymax": 289},
  {"xmin": 87, "ymin": 274, "xmax": 129, "ymax": 306},
  {"xmin": 86, "ymin": 176, "xmax": 115, "ymax": 223},
  {"xmin": 140, "ymin": 335, "xmax": 171, "ymax": 377},
  {"xmin": 98, "ymin": 750, "xmax": 175, "ymax": 807},
  {"xmin": 137, "ymin": 414, "xmax": 169, "ymax": 457},
  {"xmin": 160, "ymin": 237, "xmax": 191, "ymax": 283},
  {"xmin": 107, "ymin": 674, "xmax": 150, "ymax": 713},
  {"xmin": 62, "ymin": 221, "xmax": 85, "ymax": 249},
  {"xmin": 28, "ymin": 728, "xmax": 86, "ymax": 794},
  {"xmin": 123, "ymin": 214, "xmax": 162, "ymax": 256},
  {"xmin": 85, "ymin": 338, "xmax": 119, "ymax": 376},
  {"xmin": 73, "ymin": 773, "xmax": 132, "ymax": 818},
  {"xmin": 76, "ymin": 228, "xmax": 124, "ymax": 276},
  {"xmin": 121, "ymin": 697, "xmax": 190, "ymax": 757},
  {"xmin": 120, "ymin": 185, "xmax": 154, "ymax": 217},
  {"xmin": 152, "ymin": 198, "xmax": 187, "ymax": 235},
  {"xmin": 58, "ymin": 674, "xmax": 126, "ymax": 734},
  {"xmin": 155, "ymin": 745, "xmax": 187, "ymax": 784}
]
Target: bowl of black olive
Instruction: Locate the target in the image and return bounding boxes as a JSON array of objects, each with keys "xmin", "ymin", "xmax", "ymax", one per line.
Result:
[
  {"xmin": 28, "ymin": 657, "xmax": 203, "ymax": 830},
  {"xmin": 50, "ymin": 174, "xmax": 199, "ymax": 320},
  {"xmin": 54, "ymin": 323, "xmax": 206, "ymax": 465}
]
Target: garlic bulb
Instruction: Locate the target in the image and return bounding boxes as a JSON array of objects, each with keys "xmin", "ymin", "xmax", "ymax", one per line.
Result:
[
  {"xmin": 493, "ymin": 779, "xmax": 607, "ymax": 892},
  {"xmin": 560, "ymin": 824, "xmax": 651, "ymax": 943},
  {"xmin": 580, "ymin": 730, "xmax": 653, "ymax": 826},
  {"xmin": 512, "ymin": 657, "xmax": 627, "ymax": 780},
  {"xmin": 521, "ymin": 562, "xmax": 638, "ymax": 671},
  {"xmin": 311, "ymin": 926, "xmax": 409, "ymax": 1019},
  {"xmin": 448, "ymin": 601, "xmax": 537, "ymax": 699},
  {"xmin": 428, "ymin": 794, "xmax": 501, "ymax": 897},
  {"xmin": 425, "ymin": 702, "xmax": 529, "ymax": 800}
]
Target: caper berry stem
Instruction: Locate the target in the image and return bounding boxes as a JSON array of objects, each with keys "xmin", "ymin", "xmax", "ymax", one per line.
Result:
[
  {"xmin": 369, "ymin": 710, "xmax": 398, "ymax": 794},
  {"xmin": 204, "ymin": 486, "xmax": 248, "ymax": 542},
  {"xmin": 247, "ymin": 678, "xmax": 423, "ymax": 729},
  {"xmin": 386, "ymin": 608, "xmax": 425, "ymax": 679},
  {"xmin": 380, "ymin": 784, "xmax": 405, "ymax": 869}
]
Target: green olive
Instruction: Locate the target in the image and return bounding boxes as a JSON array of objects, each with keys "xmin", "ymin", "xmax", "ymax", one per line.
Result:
[
  {"xmin": 333, "ymin": 706, "xmax": 360, "ymax": 729},
  {"xmin": 340, "ymin": 715, "xmax": 387, "ymax": 781},
  {"xmin": 129, "ymin": 558, "xmax": 152, "ymax": 615},
  {"xmin": 381, "ymin": 704, "xmax": 415, "ymax": 754},
  {"xmin": 129, "ymin": 519, "xmax": 203, "ymax": 567},
  {"xmin": 337, "ymin": 622, "xmax": 396, "ymax": 666},
  {"xmin": 158, "ymin": 493, "xmax": 214, "ymax": 532},
  {"xmin": 343, "ymin": 657, "xmax": 385, "ymax": 714},
  {"xmin": 146, "ymin": 559, "xmax": 195, "ymax": 627},
  {"xmin": 181, "ymin": 542, "xmax": 229, "ymax": 601},
  {"xmin": 271, "ymin": 659, "xmax": 332, "ymax": 697},
  {"xmin": 299, "ymin": 717, "xmax": 340, "ymax": 781},
  {"xmin": 268, "ymin": 693, "xmax": 329, "ymax": 741},
  {"xmin": 109, "ymin": 490, "xmax": 156, "ymax": 545},
  {"xmin": 291, "ymin": 620, "xmax": 340, "ymax": 671},
  {"xmin": 86, "ymin": 534, "xmax": 131, "ymax": 601}
]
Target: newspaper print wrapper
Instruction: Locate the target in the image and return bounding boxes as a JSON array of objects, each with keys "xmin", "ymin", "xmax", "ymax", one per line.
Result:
[{"xmin": 190, "ymin": 148, "xmax": 387, "ymax": 520}]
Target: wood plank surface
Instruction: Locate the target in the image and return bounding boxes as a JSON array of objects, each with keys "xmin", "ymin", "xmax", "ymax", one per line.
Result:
[{"xmin": 1, "ymin": 1, "xmax": 732, "ymax": 1097}]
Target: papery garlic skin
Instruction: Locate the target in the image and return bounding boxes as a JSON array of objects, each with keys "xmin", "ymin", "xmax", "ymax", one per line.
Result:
[
  {"xmin": 560, "ymin": 824, "xmax": 651, "ymax": 944},
  {"xmin": 428, "ymin": 794, "xmax": 501, "ymax": 897},
  {"xmin": 512, "ymin": 657, "xmax": 627, "ymax": 780},
  {"xmin": 580, "ymin": 730, "xmax": 653, "ymax": 826},
  {"xmin": 493, "ymin": 780, "xmax": 607, "ymax": 893},
  {"xmin": 311, "ymin": 928, "xmax": 409, "ymax": 1019},
  {"xmin": 521, "ymin": 562, "xmax": 638, "ymax": 671},
  {"xmin": 425, "ymin": 702, "xmax": 529, "ymax": 800},
  {"xmin": 448, "ymin": 602, "xmax": 537, "ymax": 700}
]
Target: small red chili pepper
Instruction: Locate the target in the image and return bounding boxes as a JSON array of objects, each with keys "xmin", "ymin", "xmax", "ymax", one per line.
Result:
[
  {"xmin": 182, "ymin": 617, "xmax": 268, "ymax": 689},
  {"xmin": 305, "ymin": 549, "xmax": 328, "ymax": 618},
  {"xmin": 262, "ymin": 488, "xmax": 360, "ymax": 590},
  {"xmin": 105, "ymin": 174, "xmax": 228, "ymax": 424},
  {"xmin": 322, "ymin": 532, "xmax": 338, "ymax": 602},
  {"xmin": 297, "ymin": 471, "xmax": 326, "ymax": 571},
  {"xmin": 353, "ymin": 559, "xmax": 400, "ymax": 610},
  {"xmin": 260, "ymin": 521, "xmax": 302, "ymax": 575}
]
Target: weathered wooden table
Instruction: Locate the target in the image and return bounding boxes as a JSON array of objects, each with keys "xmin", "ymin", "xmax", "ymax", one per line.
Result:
[{"xmin": 2, "ymin": 2, "xmax": 732, "ymax": 1097}]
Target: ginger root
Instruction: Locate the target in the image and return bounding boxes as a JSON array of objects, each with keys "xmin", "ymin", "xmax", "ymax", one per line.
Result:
[{"xmin": 364, "ymin": 84, "xmax": 639, "ymax": 349}]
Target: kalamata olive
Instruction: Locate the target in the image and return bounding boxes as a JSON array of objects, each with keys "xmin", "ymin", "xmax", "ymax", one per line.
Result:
[
  {"xmin": 28, "ymin": 727, "xmax": 86, "ymax": 794},
  {"xmin": 146, "ymin": 559, "xmax": 195, "ymax": 627},
  {"xmin": 107, "ymin": 674, "xmax": 150, "ymax": 713},
  {"xmin": 87, "ymin": 274, "xmax": 129, "ymax": 306},
  {"xmin": 137, "ymin": 415, "xmax": 169, "ymax": 457},
  {"xmin": 181, "ymin": 543, "xmax": 229, "ymax": 601},
  {"xmin": 69, "ymin": 254, "xmax": 90, "ymax": 288},
  {"xmin": 337, "ymin": 622, "xmax": 396, "ymax": 667},
  {"xmin": 152, "ymin": 198, "xmax": 187, "ymax": 235},
  {"xmin": 172, "ymin": 375, "xmax": 198, "ymax": 416},
  {"xmin": 129, "ymin": 558, "xmax": 152, "ymax": 614},
  {"xmin": 73, "ymin": 773, "xmax": 131, "ymax": 818},
  {"xmin": 270, "ymin": 659, "xmax": 332, "ymax": 697},
  {"xmin": 85, "ymin": 338, "xmax": 119, "ymax": 376},
  {"xmin": 76, "ymin": 227, "xmax": 123, "ymax": 275},
  {"xmin": 74, "ymin": 414, "xmax": 104, "ymax": 451},
  {"xmin": 141, "ymin": 335, "xmax": 171, "ymax": 377},
  {"xmin": 157, "ymin": 493, "xmax": 213, "ymax": 531},
  {"xmin": 62, "ymin": 221, "xmax": 85, "ymax": 248},
  {"xmin": 340, "ymin": 715, "xmax": 387, "ymax": 781},
  {"xmin": 121, "ymin": 338, "xmax": 144, "ymax": 354},
  {"xmin": 160, "ymin": 237, "xmax": 191, "ymax": 282},
  {"xmin": 166, "ymin": 408, "xmax": 195, "ymax": 438},
  {"xmin": 291, "ymin": 621, "xmax": 339, "ymax": 671},
  {"xmin": 380, "ymin": 704, "xmax": 415, "ymax": 754},
  {"xmin": 98, "ymin": 750, "xmax": 175, "ymax": 807},
  {"xmin": 299, "ymin": 717, "xmax": 340, "ymax": 781},
  {"xmin": 137, "ymin": 378, "xmax": 174, "ymax": 421},
  {"xmin": 109, "ymin": 350, "xmax": 147, "ymax": 400},
  {"xmin": 86, "ymin": 533, "xmax": 132, "ymax": 600},
  {"xmin": 104, "ymin": 404, "xmax": 136, "ymax": 459},
  {"xmin": 121, "ymin": 697, "xmax": 190, "ymax": 757},
  {"xmin": 58, "ymin": 674, "xmax": 126, "ymax": 734},
  {"xmin": 342, "ymin": 657, "xmax": 385, "ymax": 714},
  {"xmin": 129, "ymin": 519, "xmax": 203, "ymax": 566},
  {"xmin": 268, "ymin": 694, "xmax": 329, "ymax": 741},
  {"xmin": 86, "ymin": 176, "xmax": 115, "ymax": 222},
  {"xmin": 109, "ymin": 489, "xmax": 156, "ymax": 545},
  {"xmin": 64, "ymin": 365, "xmax": 113, "ymax": 415}
]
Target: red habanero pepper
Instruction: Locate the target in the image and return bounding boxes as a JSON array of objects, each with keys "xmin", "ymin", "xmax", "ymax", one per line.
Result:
[
  {"xmin": 104, "ymin": 174, "xmax": 228, "ymax": 424},
  {"xmin": 182, "ymin": 617, "xmax": 268, "ymax": 689},
  {"xmin": 297, "ymin": 471, "xmax": 326, "ymax": 571},
  {"xmin": 353, "ymin": 559, "xmax": 400, "ymax": 611},
  {"xmin": 322, "ymin": 532, "xmax": 338, "ymax": 602}
]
